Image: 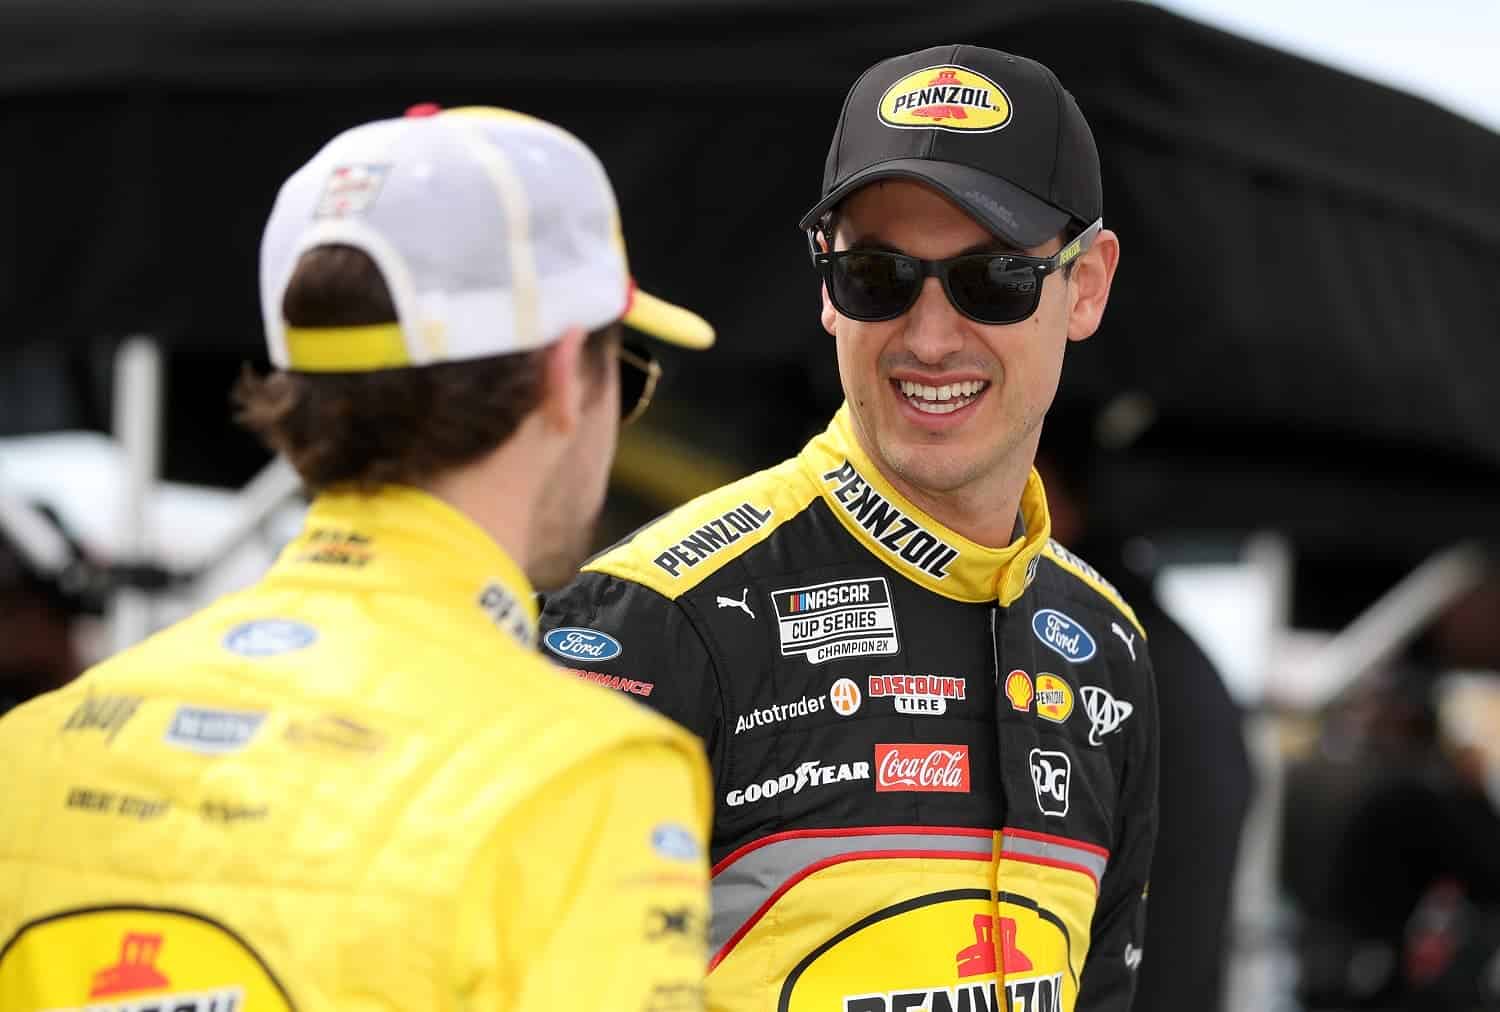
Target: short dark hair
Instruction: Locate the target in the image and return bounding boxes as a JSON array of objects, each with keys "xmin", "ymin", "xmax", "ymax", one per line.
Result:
[{"xmin": 235, "ymin": 245, "xmax": 613, "ymax": 494}]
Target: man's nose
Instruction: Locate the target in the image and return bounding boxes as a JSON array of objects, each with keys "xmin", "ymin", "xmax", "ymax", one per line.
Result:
[{"xmin": 901, "ymin": 277, "xmax": 966, "ymax": 363}]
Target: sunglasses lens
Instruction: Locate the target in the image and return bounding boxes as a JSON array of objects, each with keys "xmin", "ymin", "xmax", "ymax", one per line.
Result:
[
  {"xmin": 946, "ymin": 257, "xmax": 1041, "ymax": 325},
  {"xmin": 617, "ymin": 343, "xmax": 658, "ymax": 423},
  {"xmin": 829, "ymin": 252, "xmax": 921, "ymax": 320}
]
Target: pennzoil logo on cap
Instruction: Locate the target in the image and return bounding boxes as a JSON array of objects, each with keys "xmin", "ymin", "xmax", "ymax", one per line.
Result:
[{"xmin": 878, "ymin": 65, "xmax": 1012, "ymax": 133}]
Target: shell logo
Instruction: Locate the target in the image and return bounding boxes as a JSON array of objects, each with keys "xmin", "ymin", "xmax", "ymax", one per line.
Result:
[
  {"xmin": 1036, "ymin": 674, "xmax": 1075, "ymax": 723},
  {"xmin": 878, "ymin": 65, "xmax": 1012, "ymax": 133},
  {"xmin": 1006, "ymin": 670, "xmax": 1034, "ymax": 712}
]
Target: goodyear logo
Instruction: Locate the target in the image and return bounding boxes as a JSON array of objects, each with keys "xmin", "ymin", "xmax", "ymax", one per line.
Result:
[{"xmin": 878, "ymin": 65, "xmax": 1012, "ymax": 133}]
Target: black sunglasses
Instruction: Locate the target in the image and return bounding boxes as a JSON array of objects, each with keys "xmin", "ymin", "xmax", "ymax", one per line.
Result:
[
  {"xmin": 617, "ymin": 342, "xmax": 661, "ymax": 425},
  {"xmin": 809, "ymin": 218, "xmax": 1103, "ymax": 326}
]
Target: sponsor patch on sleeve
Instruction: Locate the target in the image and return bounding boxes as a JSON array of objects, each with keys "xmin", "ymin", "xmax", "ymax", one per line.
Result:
[
  {"xmin": 163, "ymin": 707, "xmax": 265, "ymax": 756},
  {"xmin": 222, "ymin": 620, "xmax": 318, "ymax": 658},
  {"xmin": 650, "ymin": 823, "xmax": 702, "ymax": 863},
  {"xmin": 544, "ymin": 627, "xmax": 623, "ymax": 663},
  {"xmin": 1031, "ymin": 609, "xmax": 1097, "ymax": 663}
]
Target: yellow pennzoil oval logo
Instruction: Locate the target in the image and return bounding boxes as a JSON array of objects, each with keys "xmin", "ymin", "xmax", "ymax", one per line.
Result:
[
  {"xmin": 0, "ymin": 907, "xmax": 295, "ymax": 1011},
  {"xmin": 1035, "ymin": 674, "xmax": 1075, "ymax": 723},
  {"xmin": 778, "ymin": 889, "xmax": 1077, "ymax": 1012},
  {"xmin": 878, "ymin": 65, "xmax": 1012, "ymax": 133}
]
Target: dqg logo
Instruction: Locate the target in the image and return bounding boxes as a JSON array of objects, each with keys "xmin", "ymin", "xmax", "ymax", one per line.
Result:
[
  {"xmin": 544, "ymin": 627, "xmax": 623, "ymax": 663},
  {"xmin": 1029, "ymin": 749, "xmax": 1071, "ymax": 817},
  {"xmin": 1031, "ymin": 609, "xmax": 1096, "ymax": 663}
]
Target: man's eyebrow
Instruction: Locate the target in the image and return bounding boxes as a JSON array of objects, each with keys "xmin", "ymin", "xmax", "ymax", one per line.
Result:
[
  {"xmin": 843, "ymin": 232, "xmax": 900, "ymax": 252},
  {"xmin": 843, "ymin": 233, "xmax": 1029, "ymax": 257},
  {"xmin": 959, "ymin": 237, "xmax": 1028, "ymax": 256}
]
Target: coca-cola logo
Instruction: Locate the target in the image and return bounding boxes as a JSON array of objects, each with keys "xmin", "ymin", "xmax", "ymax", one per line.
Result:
[{"xmin": 875, "ymin": 743, "xmax": 971, "ymax": 793}]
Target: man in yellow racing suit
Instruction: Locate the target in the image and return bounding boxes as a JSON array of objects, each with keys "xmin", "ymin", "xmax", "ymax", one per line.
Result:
[{"xmin": 0, "ymin": 104, "xmax": 717, "ymax": 1011}]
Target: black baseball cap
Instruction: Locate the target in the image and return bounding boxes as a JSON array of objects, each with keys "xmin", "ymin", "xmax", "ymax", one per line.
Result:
[{"xmin": 799, "ymin": 44, "xmax": 1102, "ymax": 249}]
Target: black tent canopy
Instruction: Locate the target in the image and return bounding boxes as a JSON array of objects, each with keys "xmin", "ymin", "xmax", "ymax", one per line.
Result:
[{"xmin": 1, "ymin": 0, "xmax": 1496, "ymax": 562}]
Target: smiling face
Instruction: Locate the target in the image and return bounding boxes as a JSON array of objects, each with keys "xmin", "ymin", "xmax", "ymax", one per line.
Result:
[{"xmin": 821, "ymin": 180, "xmax": 1116, "ymax": 531}]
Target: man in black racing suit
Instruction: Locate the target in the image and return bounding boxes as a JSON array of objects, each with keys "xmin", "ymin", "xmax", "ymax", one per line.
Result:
[{"xmin": 542, "ymin": 43, "xmax": 1159, "ymax": 1012}]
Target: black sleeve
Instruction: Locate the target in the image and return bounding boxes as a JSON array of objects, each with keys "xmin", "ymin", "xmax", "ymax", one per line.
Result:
[
  {"xmin": 539, "ymin": 571, "xmax": 725, "ymax": 773},
  {"xmin": 1076, "ymin": 638, "xmax": 1160, "ymax": 1011},
  {"xmin": 1135, "ymin": 601, "xmax": 1252, "ymax": 1012}
]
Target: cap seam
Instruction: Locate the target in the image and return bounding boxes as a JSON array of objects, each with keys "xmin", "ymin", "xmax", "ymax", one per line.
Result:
[
  {"xmin": 830, "ymin": 62, "xmax": 883, "ymax": 197},
  {"xmin": 923, "ymin": 44, "xmax": 966, "ymax": 159},
  {"xmin": 1046, "ymin": 65, "xmax": 1067, "ymax": 221}
]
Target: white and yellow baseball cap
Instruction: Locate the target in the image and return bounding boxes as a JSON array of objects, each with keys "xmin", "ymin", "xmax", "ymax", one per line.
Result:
[{"xmin": 259, "ymin": 104, "xmax": 714, "ymax": 373}]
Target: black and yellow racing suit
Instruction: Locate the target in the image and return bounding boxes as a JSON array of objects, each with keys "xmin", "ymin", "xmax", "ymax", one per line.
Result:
[{"xmin": 542, "ymin": 405, "xmax": 1159, "ymax": 1012}]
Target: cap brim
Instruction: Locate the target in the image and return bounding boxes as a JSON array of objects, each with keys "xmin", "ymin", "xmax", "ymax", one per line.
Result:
[
  {"xmin": 623, "ymin": 287, "xmax": 715, "ymax": 350},
  {"xmin": 798, "ymin": 158, "xmax": 1070, "ymax": 249}
]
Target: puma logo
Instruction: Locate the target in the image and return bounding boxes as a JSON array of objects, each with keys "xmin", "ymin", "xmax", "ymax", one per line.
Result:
[
  {"xmin": 1111, "ymin": 622, "xmax": 1136, "ymax": 661},
  {"xmin": 716, "ymin": 588, "xmax": 755, "ymax": 620}
]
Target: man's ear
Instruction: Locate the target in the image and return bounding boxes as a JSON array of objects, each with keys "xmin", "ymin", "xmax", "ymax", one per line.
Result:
[
  {"xmin": 820, "ymin": 281, "xmax": 838, "ymax": 337},
  {"xmin": 537, "ymin": 326, "xmax": 589, "ymax": 435},
  {"xmin": 815, "ymin": 231, "xmax": 840, "ymax": 337},
  {"xmin": 1067, "ymin": 228, "xmax": 1121, "ymax": 343}
]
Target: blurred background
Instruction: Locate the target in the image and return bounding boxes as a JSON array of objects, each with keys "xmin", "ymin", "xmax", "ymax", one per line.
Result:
[{"xmin": 2, "ymin": 0, "xmax": 1498, "ymax": 1008}]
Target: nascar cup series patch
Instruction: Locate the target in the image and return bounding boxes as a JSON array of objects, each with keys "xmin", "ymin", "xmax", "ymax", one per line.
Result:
[
  {"xmin": 878, "ymin": 65, "xmax": 1012, "ymax": 133},
  {"xmin": 772, "ymin": 577, "xmax": 900, "ymax": 665},
  {"xmin": 0, "ymin": 907, "xmax": 295, "ymax": 1011}
]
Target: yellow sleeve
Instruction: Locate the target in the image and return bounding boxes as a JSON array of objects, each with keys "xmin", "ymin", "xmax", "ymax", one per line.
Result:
[{"xmin": 475, "ymin": 737, "xmax": 712, "ymax": 1010}]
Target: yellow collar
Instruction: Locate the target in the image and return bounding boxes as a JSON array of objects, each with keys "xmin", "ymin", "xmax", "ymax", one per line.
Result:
[
  {"xmin": 798, "ymin": 405, "xmax": 1051, "ymax": 605},
  {"xmin": 271, "ymin": 485, "xmax": 539, "ymax": 647}
]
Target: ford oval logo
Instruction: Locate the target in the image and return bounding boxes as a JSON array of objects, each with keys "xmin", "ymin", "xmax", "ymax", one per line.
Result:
[
  {"xmin": 1031, "ymin": 609, "xmax": 1096, "ymax": 663},
  {"xmin": 650, "ymin": 823, "xmax": 701, "ymax": 862},
  {"xmin": 223, "ymin": 619, "xmax": 318, "ymax": 658},
  {"xmin": 544, "ymin": 627, "xmax": 623, "ymax": 662}
]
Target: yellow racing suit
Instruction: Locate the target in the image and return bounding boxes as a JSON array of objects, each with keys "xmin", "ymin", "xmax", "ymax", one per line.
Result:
[{"xmin": 0, "ymin": 486, "xmax": 711, "ymax": 1012}]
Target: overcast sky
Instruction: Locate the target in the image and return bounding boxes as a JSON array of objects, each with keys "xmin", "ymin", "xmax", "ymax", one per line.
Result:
[{"xmin": 1151, "ymin": 0, "xmax": 1500, "ymax": 134}]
